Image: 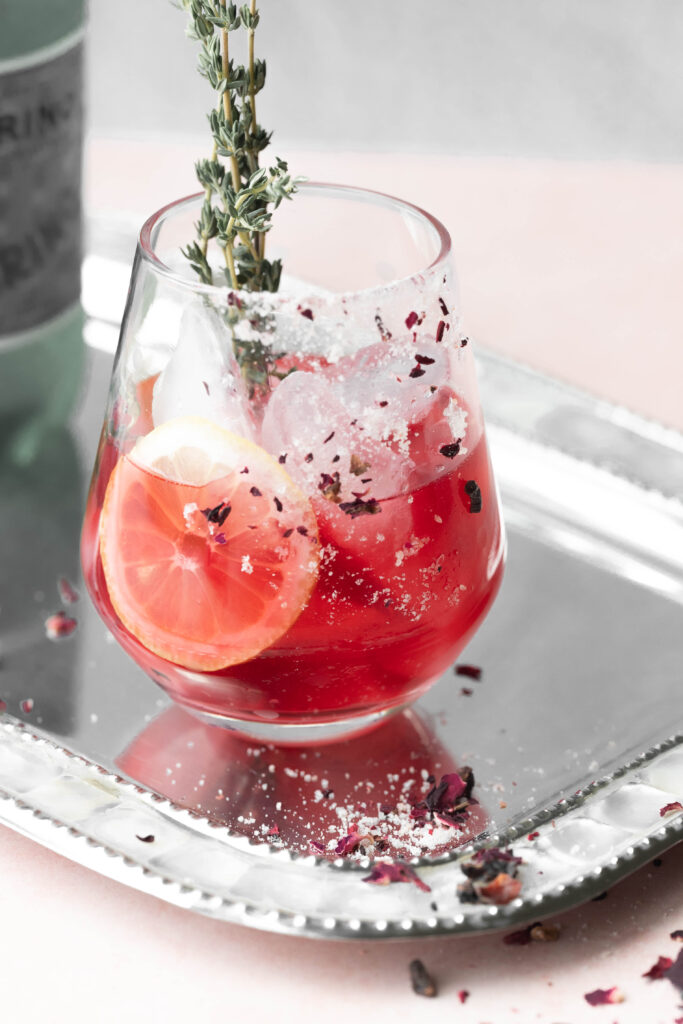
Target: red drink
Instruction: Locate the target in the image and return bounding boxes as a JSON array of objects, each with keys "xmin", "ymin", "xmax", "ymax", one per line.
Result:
[{"xmin": 82, "ymin": 420, "xmax": 503, "ymax": 727}]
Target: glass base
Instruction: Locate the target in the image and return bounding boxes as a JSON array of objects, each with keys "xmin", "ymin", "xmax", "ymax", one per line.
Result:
[{"xmin": 184, "ymin": 704, "xmax": 408, "ymax": 745}]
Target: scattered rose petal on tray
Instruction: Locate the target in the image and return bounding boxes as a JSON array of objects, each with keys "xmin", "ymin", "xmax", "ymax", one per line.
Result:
[
  {"xmin": 135, "ymin": 834, "xmax": 155, "ymax": 843},
  {"xmin": 454, "ymin": 663, "xmax": 482, "ymax": 680},
  {"xmin": 458, "ymin": 847, "xmax": 523, "ymax": 905},
  {"xmin": 306, "ymin": 764, "xmax": 482, "ymax": 863},
  {"xmin": 45, "ymin": 611, "xmax": 77, "ymax": 640},
  {"xmin": 659, "ymin": 801, "xmax": 683, "ymax": 817},
  {"xmin": 642, "ymin": 955, "xmax": 673, "ymax": 980},
  {"xmin": 20, "ymin": 698, "xmax": 34, "ymax": 714},
  {"xmin": 335, "ymin": 830, "xmax": 368, "ymax": 856},
  {"xmin": 409, "ymin": 959, "xmax": 437, "ymax": 998},
  {"xmin": 363, "ymin": 861, "xmax": 431, "ymax": 893},
  {"xmin": 457, "ymin": 989, "xmax": 469, "ymax": 1004},
  {"xmin": 584, "ymin": 987, "xmax": 624, "ymax": 1006},
  {"xmin": 57, "ymin": 576, "xmax": 79, "ymax": 604},
  {"xmin": 478, "ymin": 873, "xmax": 522, "ymax": 904}
]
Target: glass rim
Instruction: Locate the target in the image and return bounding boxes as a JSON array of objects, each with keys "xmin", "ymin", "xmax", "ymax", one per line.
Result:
[{"xmin": 138, "ymin": 181, "xmax": 452, "ymax": 298}]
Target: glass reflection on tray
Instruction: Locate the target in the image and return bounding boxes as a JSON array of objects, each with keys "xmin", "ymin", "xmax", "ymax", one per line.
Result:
[{"xmin": 117, "ymin": 706, "xmax": 489, "ymax": 860}]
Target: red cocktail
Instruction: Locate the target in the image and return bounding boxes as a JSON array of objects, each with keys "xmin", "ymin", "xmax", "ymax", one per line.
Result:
[{"xmin": 81, "ymin": 185, "xmax": 505, "ymax": 740}]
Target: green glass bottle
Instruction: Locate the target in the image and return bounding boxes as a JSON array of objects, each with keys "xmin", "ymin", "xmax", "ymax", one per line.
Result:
[{"xmin": 0, "ymin": 0, "xmax": 85, "ymax": 464}]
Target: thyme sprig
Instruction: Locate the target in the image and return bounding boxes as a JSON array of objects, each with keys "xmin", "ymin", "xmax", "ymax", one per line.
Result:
[{"xmin": 178, "ymin": 1, "xmax": 301, "ymax": 292}]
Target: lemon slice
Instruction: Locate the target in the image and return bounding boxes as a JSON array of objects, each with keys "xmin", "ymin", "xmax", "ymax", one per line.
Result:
[{"xmin": 99, "ymin": 417, "xmax": 319, "ymax": 671}]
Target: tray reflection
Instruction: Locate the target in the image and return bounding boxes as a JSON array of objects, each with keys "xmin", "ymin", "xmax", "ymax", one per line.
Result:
[{"xmin": 117, "ymin": 705, "xmax": 489, "ymax": 859}]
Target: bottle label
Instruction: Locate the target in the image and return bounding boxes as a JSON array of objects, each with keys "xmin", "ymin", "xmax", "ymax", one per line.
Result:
[{"xmin": 0, "ymin": 38, "xmax": 83, "ymax": 337}]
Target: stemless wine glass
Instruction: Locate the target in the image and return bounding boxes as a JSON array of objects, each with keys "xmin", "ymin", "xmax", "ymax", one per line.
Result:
[{"xmin": 81, "ymin": 183, "xmax": 505, "ymax": 741}]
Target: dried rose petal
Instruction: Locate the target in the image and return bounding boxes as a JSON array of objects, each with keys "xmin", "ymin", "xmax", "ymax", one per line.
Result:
[
  {"xmin": 363, "ymin": 861, "xmax": 431, "ymax": 893},
  {"xmin": 349, "ymin": 454, "xmax": 370, "ymax": 476},
  {"xmin": 643, "ymin": 955, "xmax": 673, "ymax": 980},
  {"xmin": 409, "ymin": 959, "xmax": 436, "ymax": 998},
  {"xmin": 660, "ymin": 801, "xmax": 683, "ymax": 816},
  {"xmin": 503, "ymin": 921, "xmax": 560, "ymax": 944},
  {"xmin": 457, "ymin": 990, "xmax": 469, "ymax": 1004},
  {"xmin": 201, "ymin": 501, "xmax": 231, "ymax": 526},
  {"xmin": 135, "ymin": 834, "xmax": 155, "ymax": 843},
  {"xmin": 318, "ymin": 471, "xmax": 342, "ymax": 503},
  {"xmin": 478, "ymin": 872, "xmax": 522, "ymax": 905},
  {"xmin": 405, "ymin": 311, "xmax": 418, "ymax": 329},
  {"xmin": 439, "ymin": 441, "xmax": 461, "ymax": 459},
  {"xmin": 527, "ymin": 831, "xmax": 540, "ymax": 841},
  {"xmin": 460, "ymin": 686, "xmax": 473, "ymax": 696},
  {"xmin": 584, "ymin": 987, "xmax": 624, "ymax": 1006},
  {"xmin": 434, "ymin": 810, "xmax": 466, "ymax": 829},
  {"xmin": 416, "ymin": 771, "xmax": 469, "ymax": 820},
  {"xmin": 339, "ymin": 497, "xmax": 381, "ymax": 518},
  {"xmin": 455, "ymin": 664, "xmax": 482, "ymax": 680},
  {"xmin": 461, "ymin": 847, "xmax": 522, "ymax": 881},
  {"xmin": 309, "ymin": 840, "xmax": 326, "ymax": 855},
  {"xmin": 439, "ymin": 772, "xmax": 467, "ymax": 805},
  {"xmin": 57, "ymin": 576, "xmax": 79, "ymax": 604},
  {"xmin": 20, "ymin": 699, "xmax": 34, "ymax": 713},
  {"xmin": 464, "ymin": 479, "xmax": 482, "ymax": 514},
  {"xmin": 45, "ymin": 611, "xmax": 77, "ymax": 640},
  {"xmin": 335, "ymin": 831, "xmax": 364, "ymax": 856},
  {"xmin": 266, "ymin": 825, "xmax": 280, "ymax": 837},
  {"xmin": 529, "ymin": 922, "xmax": 561, "ymax": 942}
]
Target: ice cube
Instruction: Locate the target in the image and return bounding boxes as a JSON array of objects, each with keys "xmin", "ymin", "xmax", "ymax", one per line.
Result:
[
  {"xmin": 325, "ymin": 341, "xmax": 469, "ymax": 486},
  {"xmin": 260, "ymin": 369, "xmax": 409, "ymax": 502},
  {"xmin": 152, "ymin": 303, "xmax": 254, "ymax": 439},
  {"xmin": 328, "ymin": 341, "xmax": 452, "ymax": 431}
]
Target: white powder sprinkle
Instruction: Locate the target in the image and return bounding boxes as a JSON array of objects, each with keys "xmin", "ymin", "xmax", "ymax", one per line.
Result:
[{"xmin": 183, "ymin": 502, "xmax": 199, "ymax": 529}]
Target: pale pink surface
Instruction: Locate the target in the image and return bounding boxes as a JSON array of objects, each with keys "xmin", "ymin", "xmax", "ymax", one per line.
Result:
[
  {"xmin": 1, "ymin": 822, "xmax": 682, "ymax": 1023},
  {"xmin": 2, "ymin": 140, "xmax": 679, "ymax": 1020}
]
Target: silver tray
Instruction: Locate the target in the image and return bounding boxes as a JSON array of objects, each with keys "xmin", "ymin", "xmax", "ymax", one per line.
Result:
[{"xmin": 1, "ymin": 235, "xmax": 682, "ymax": 940}]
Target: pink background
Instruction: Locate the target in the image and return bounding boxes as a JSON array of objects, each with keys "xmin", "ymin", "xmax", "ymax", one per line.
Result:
[{"xmin": 2, "ymin": 143, "xmax": 681, "ymax": 1021}]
